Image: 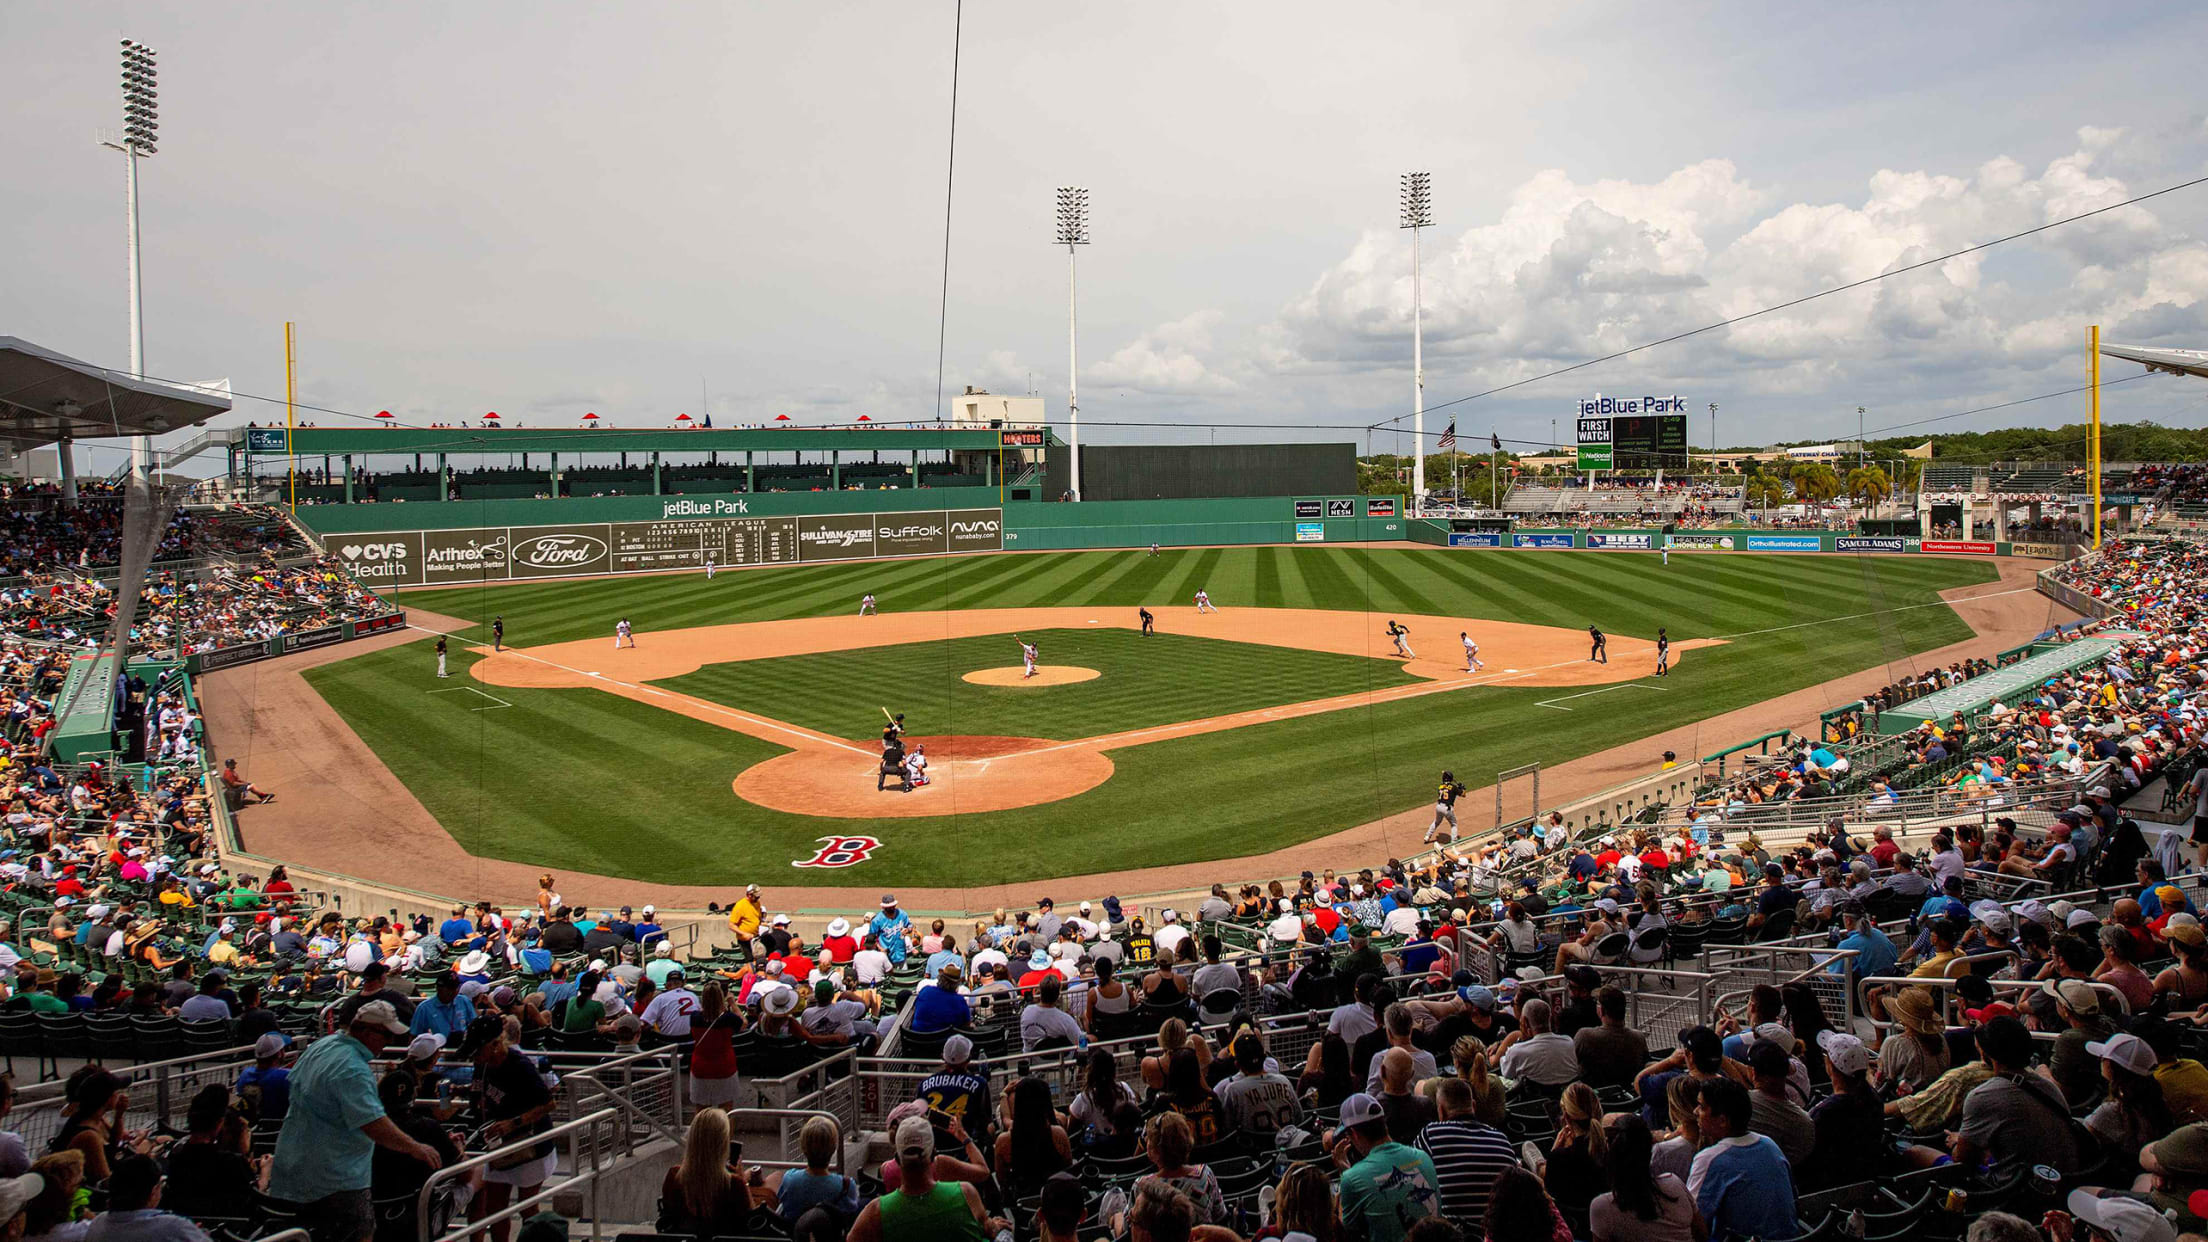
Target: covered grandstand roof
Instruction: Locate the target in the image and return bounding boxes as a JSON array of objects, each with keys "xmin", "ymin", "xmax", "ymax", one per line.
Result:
[
  {"xmin": 2100, "ymin": 341, "xmax": 2208, "ymax": 380},
  {"xmin": 242, "ymin": 425, "xmax": 1051, "ymax": 454},
  {"xmin": 0, "ymin": 336, "xmax": 232, "ymax": 451}
]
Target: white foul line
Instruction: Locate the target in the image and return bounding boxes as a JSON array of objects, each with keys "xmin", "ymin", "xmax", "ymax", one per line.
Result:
[
  {"xmin": 1534, "ymin": 683, "xmax": 1664, "ymax": 712},
  {"xmin": 428, "ymin": 685, "xmax": 512, "ymax": 711}
]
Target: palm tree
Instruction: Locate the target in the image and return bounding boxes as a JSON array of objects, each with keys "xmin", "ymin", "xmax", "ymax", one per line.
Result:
[{"xmin": 1846, "ymin": 466, "xmax": 1893, "ymax": 513}]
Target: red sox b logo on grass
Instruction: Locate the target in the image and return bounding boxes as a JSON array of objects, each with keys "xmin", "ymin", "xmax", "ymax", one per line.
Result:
[{"xmin": 793, "ymin": 836, "xmax": 881, "ymax": 869}]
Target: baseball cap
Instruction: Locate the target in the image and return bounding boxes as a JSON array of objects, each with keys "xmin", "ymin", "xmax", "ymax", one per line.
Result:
[
  {"xmin": 2088, "ymin": 1032, "xmax": 2159, "ymax": 1076},
  {"xmin": 771, "ymin": 914, "xmax": 791, "ymax": 926},
  {"xmin": 352, "ymin": 1000, "xmax": 409, "ymax": 1036},
  {"xmin": 253, "ymin": 1032, "xmax": 290, "ymax": 1060},
  {"xmin": 406, "ymin": 1033, "xmax": 447, "ymax": 1062},
  {"xmin": 1337, "ymin": 1093, "xmax": 1384, "ymax": 1127},
  {"xmin": 0, "ymin": 1174, "xmax": 44, "ymax": 1223},
  {"xmin": 2047, "ymin": 979, "xmax": 2101, "ymax": 1013},
  {"xmin": 1815, "ymin": 1030, "xmax": 1871, "ymax": 1077},
  {"xmin": 612, "ymin": 1012, "xmax": 644, "ymax": 1040},
  {"xmin": 2068, "ymin": 1189, "xmax": 2177, "ymax": 1242},
  {"xmin": 2068, "ymin": 909, "xmax": 2100, "ymax": 929},
  {"xmin": 894, "ymin": 1115, "xmax": 936, "ymax": 1162},
  {"xmin": 943, "ymin": 1034, "xmax": 974, "ymax": 1065},
  {"xmin": 1459, "ymin": 985, "xmax": 1496, "ymax": 1013}
]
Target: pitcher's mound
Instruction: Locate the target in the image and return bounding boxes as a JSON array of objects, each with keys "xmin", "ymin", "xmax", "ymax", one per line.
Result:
[
  {"xmin": 962, "ymin": 666, "xmax": 1100, "ymax": 686},
  {"xmin": 732, "ymin": 734, "xmax": 1113, "ymax": 817}
]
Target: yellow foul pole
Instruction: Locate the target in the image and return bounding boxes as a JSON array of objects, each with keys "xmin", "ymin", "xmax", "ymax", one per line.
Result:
[
  {"xmin": 2090, "ymin": 324, "xmax": 2102, "ymax": 549},
  {"xmin": 284, "ymin": 322, "xmax": 297, "ymax": 512}
]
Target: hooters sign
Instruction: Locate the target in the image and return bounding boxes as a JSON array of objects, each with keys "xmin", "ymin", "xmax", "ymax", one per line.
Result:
[{"xmin": 792, "ymin": 836, "xmax": 881, "ymax": 869}]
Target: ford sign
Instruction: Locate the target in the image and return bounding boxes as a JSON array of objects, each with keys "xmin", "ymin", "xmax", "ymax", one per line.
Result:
[{"xmin": 514, "ymin": 534, "xmax": 608, "ymax": 566}]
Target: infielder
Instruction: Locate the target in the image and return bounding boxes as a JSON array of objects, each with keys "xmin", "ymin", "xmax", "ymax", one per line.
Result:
[
  {"xmin": 1588, "ymin": 624, "xmax": 1606, "ymax": 664},
  {"xmin": 1193, "ymin": 589, "xmax": 1216, "ymax": 613},
  {"xmin": 435, "ymin": 636, "xmax": 449, "ymax": 678},
  {"xmin": 1387, "ymin": 620, "xmax": 1415, "ymax": 659},
  {"xmin": 1655, "ymin": 627, "xmax": 1670, "ymax": 677},
  {"xmin": 1460, "ymin": 630, "xmax": 1483, "ymax": 672},
  {"xmin": 1019, "ymin": 636, "xmax": 1039, "ymax": 678},
  {"xmin": 1425, "ymin": 770, "xmax": 1468, "ymax": 845},
  {"xmin": 615, "ymin": 618, "xmax": 635, "ymax": 649},
  {"xmin": 859, "ymin": 594, "xmax": 878, "ymax": 616}
]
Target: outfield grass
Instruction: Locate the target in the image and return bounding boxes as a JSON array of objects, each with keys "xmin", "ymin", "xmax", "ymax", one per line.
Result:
[
  {"xmin": 655, "ymin": 628, "xmax": 1422, "ymax": 743},
  {"xmin": 299, "ymin": 547, "xmax": 2005, "ymax": 888}
]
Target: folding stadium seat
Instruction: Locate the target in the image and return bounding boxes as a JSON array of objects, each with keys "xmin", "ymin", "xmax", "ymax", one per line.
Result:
[
  {"xmin": 85, "ymin": 1011, "xmax": 137, "ymax": 1064},
  {"xmin": 0, "ymin": 1011, "xmax": 43, "ymax": 1078}
]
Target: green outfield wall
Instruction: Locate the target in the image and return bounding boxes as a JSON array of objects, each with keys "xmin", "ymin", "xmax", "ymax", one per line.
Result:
[{"xmin": 1002, "ymin": 496, "xmax": 1406, "ymax": 550}]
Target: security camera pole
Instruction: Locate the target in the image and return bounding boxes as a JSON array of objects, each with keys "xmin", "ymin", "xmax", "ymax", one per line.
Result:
[
  {"xmin": 1400, "ymin": 173, "xmax": 1432, "ymax": 516},
  {"xmin": 101, "ymin": 39, "xmax": 159, "ymax": 483},
  {"xmin": 1055, "ymin": 187, "xmax": 1089, "ymax": 502}
]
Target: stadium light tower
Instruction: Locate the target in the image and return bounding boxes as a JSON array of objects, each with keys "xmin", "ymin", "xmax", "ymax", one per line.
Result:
[
  {"xmin": 102, "ymin": 39, "xmax": 160, "ymax": 482},
  {"xmin": 1400, "ymin": 173, "xmax": 1433, "ymax": 515},
  {"xmin": 1055, "ymin": 187, "xmax": 1089, "ymax": 502}
]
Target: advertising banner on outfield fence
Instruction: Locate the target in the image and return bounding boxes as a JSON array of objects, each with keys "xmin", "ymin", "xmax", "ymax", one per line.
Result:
[
  {"xmin": 332, "ymin": 533, "xmax": 424, "ymax": 587},
  {"xmin": 508, "ymin": 526, "xmax": 613, "ymax": 578},
  {"xmin": 798, "ymin": 514, "xmax": 875, "ymax": 562},
  {"xmin": 876, "ymin": 516, "xmax": 949, "ymax": 558},
  {"xmin": 1448, "ymin": 532, "xmax": 1502, "ymax": 547},
  {"xmin": 420, "ymin": 528, "xmax": 511, "ymax": 584},
  {"xmin": 1364, "ymin": 498, "xmax": 1398, "ymax": 517},
  {"xmin": 1514, "ymin": 533, "xmax": 1575, "ymax": 548},
  {"xmin": 1920, "ymin": 540, "xmax": 1997, "ymax": 555},
  {"xmin": 1327, "ymin": 499, "xmax": 1357, "ymax": 518},
  {"xmin": 1668, "ymin": 534, "xmax": 1735, "ymax": 550},
  {"xmin": 2010, "ymin": 540, "xmax": 2071, "ymax": 559},
  {"xmin": 285, "ymin": 624, "xmax": 347, "ymax": 652},
  {"xmin": 1586, "ymin": 532, "xmax": 1651, "ymax": 549},
  {"xmin": 1835, "ymin": 536, "xmax": 1906, "ymax": 553},
  {"xmin": 1576, "ymin": 444, "xmax": 1613, "ymax": 470},
  {"xmin": 946, "ymin": 509, "xmax": 1004, "ymax": 554},
  {"xmin": 1745, "ymin": 534, "xmax": 1821, "ymax": 552},
  {"xmin": 1294, "ymin": 522, "xmax": 1324, "ymax": 542},
  {"xmin": 1293, "ymin": 500, "xmax": 1323, "ymax": 518}
]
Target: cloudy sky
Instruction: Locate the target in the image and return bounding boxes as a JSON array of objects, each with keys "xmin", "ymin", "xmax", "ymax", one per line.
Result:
[{"xmin": 6, "ymin": 3, "xmax": 2208, "ymax": 470}]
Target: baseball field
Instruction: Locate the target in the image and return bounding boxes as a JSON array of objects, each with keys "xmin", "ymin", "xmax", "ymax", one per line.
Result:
[{"xmin": 269, "ymin": 544, "xmax": 2014, "ymax": 889}]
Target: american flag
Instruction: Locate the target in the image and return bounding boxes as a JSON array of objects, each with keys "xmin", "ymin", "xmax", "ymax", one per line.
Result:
[{"xmin": 1437, "ymin": 420, "xmax": 1456, "ymax": 452}]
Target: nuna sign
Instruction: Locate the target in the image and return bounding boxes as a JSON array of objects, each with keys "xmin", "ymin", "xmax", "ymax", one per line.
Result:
[{"xmin": 1577, "ymin": 394, "xmax": 1687, "ymax": 416}]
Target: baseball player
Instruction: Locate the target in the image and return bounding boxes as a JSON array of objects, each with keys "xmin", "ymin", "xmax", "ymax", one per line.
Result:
[
  {"xmin": 905, "ymin": 745, "xmax": 930, "ymax": 788},
  {"xmin": 1148, "ymin": 543, "xmax": 1160, "ymax": 557},
  {"xmin": 1386, "ymin": 620, "xmax": 1415, "ymax": 659},
  {"xmin": 705, "ymin": 554, "xmax": 716, "ymax": 580},
  {"xmin": 1018, "ymin": 637, "xmax": 1040, "ymax": 678},
  {"xmin": 1139, "ymin": 607, "xmax": 1155, "ymax": 637},
  {"xmin": 435, "ymin": 636, "xmax": 449, "ymax": 678},
  {"xmin": 859, "ymin": 593, "xmax": 878, "ymax": 616},
  {"xmin": 1193, "ymin": 589, "xmax": 1216, "ymax": 613},
  {"xmin": 882, "ymin": 714, "xmax": 906, "ymax": 748},
  {"xmin": 1588, "ymin": 624, "xmax": 1606, "ymax": 664},
  {"xmin": 1656, "ymin": 627, "xmax": 1670, "ymax": 677},
  {"xmin": 615, "ymin": 618, "xmax": 635, "ymax": 649},
  {"xmin": 491, "ymin": 616, "xmax": 504, "ymax": 652},
  {"xmin": 1460, "ymin": 630, "xmax": 1483, "ymax": 672},
  {"xmin": 1424, "ymin": 770, "xmax": 1469, "ymax": 845}
]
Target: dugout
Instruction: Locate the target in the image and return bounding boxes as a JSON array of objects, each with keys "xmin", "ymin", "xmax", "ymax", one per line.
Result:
[{"xmin": 1044, "ymin": 443, "xmax": 1354, "ymax": 502}]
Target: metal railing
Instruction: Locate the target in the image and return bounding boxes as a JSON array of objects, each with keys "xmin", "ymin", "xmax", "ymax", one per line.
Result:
[
  {"xmin": 559, "ymin": 1047, "xmax": 686, "ymax": 1164},
  {"xmin": 419, "ymin": 1107, "xmax": 619, "ymax": 1242},
  {"xmin": 9, "ymin": 1042, "xmax": 260, "ymax": 1154}
]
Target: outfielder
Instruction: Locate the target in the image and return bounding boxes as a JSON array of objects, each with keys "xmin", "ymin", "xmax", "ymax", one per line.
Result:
[
  {"xmin": 435, "ymin": 636, "xmax": 449, "ymax": 678},
  {"xmin": 1019, "ymin": 636, "xmax": 1040, "ymax": 678},
  {"xmin": 1193, "ymin": 589, "xmax": 1216, "ymax": 613},
  {"xmin": 1460, "ymin": 630, "xmax": 1483, "ymax": 672},
  {"xmin": 1148, "ymin": 543, "xmax": 1160, "ymax": 557},
  {"xmin": 1387, "ymin": 620, "xmax": 1415, "ymax": 659},
  {"xmin": 1424, "ymin": 770, "xmax": 1468, "ymax": 845},
  {"xmin": 705, "ymin": 555, "xmax": 716, "ymax": 580},
  {"xmin": 1656, "ymin": 627, "xmax": 1670, "ymax": 677},
  {"xmin": 1588, "ymin": 624, "xmax": 1606, "ymax": 664},
  {"xmin": 615, "ymin": 618, "xmax": 635, "ymax": 649},
  {"xmin": 859, "ymin": 594, "xmax": 878, "ymax": 616}
]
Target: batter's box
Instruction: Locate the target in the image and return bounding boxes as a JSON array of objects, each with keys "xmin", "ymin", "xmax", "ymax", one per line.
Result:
[{"xmin": 429, "ymin": 685, "xmax": 513, "ymax": 711}]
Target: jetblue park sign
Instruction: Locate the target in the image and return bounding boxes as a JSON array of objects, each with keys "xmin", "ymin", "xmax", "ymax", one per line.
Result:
[{"xmin": 1576, "ymin": 395, "xmax": 1687, "ymax": 416}]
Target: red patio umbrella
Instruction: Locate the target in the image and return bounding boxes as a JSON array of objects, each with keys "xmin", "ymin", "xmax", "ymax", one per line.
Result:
[
  {"xmin": 374, "ymin": 410, "xmax": 394, "ymax": 421},
  {"xmin": 774, "ymin": 414, "xmax": 792, "ymax": 422},
  {"xmin": 582, "ymin": 412, "xmax": 599, "ymax": 422},
  {"xmin": 856, "ymin": 415, "xmax": 872, "ymax": 423},
  {"xmin": 675, "ymin": 413, "xmax": 693, "ymax": 423},
  {"xmin": 483, "ymin": 411, "xmax": 501, "ymax": 420}
]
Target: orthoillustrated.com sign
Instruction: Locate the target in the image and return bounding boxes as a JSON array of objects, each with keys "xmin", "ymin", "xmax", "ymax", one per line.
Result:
[{"xmin": 1744, "ymin": 534, "xmax": 1821, "ymax": 552}]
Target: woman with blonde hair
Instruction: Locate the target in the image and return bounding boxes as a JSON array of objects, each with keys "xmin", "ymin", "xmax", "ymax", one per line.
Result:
[
  {"xmin": 23, "ymin": 1149, "xmax": 87, "ymax": 1242},
  {"xmin": 1142, "ymin": 1018, "xmax": 1209, "ymax": 1092},
  {"xmin": 1537, "ymin": 1083, "xmax": 1612, "ymax": 1235},
  {"xmin": 658, "ymin": 1107, "xmax": 766, "ymax": 1235},
  {"xmin": 1134, "ymin": 1112, "xmax": 1228, "ymax": 1226},
  {"xmin": 1442, "ymin": 1036, "xmax": 1505, "ymax": 1126},
  {"xmin": 1263, "ymin": 1163, "xmax": 1338, "ymax": 1242},
  {"xmin": 1647, "ymin": 1076, "xmax": 1701, "ymax": 1184},
  {"xmin": 534, "ymin": 874, "xmax": 558, "ymax": 920},
  {"xmin": 774, "ymin": 1116, "xmax": 860, "ymax": 1226}
]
